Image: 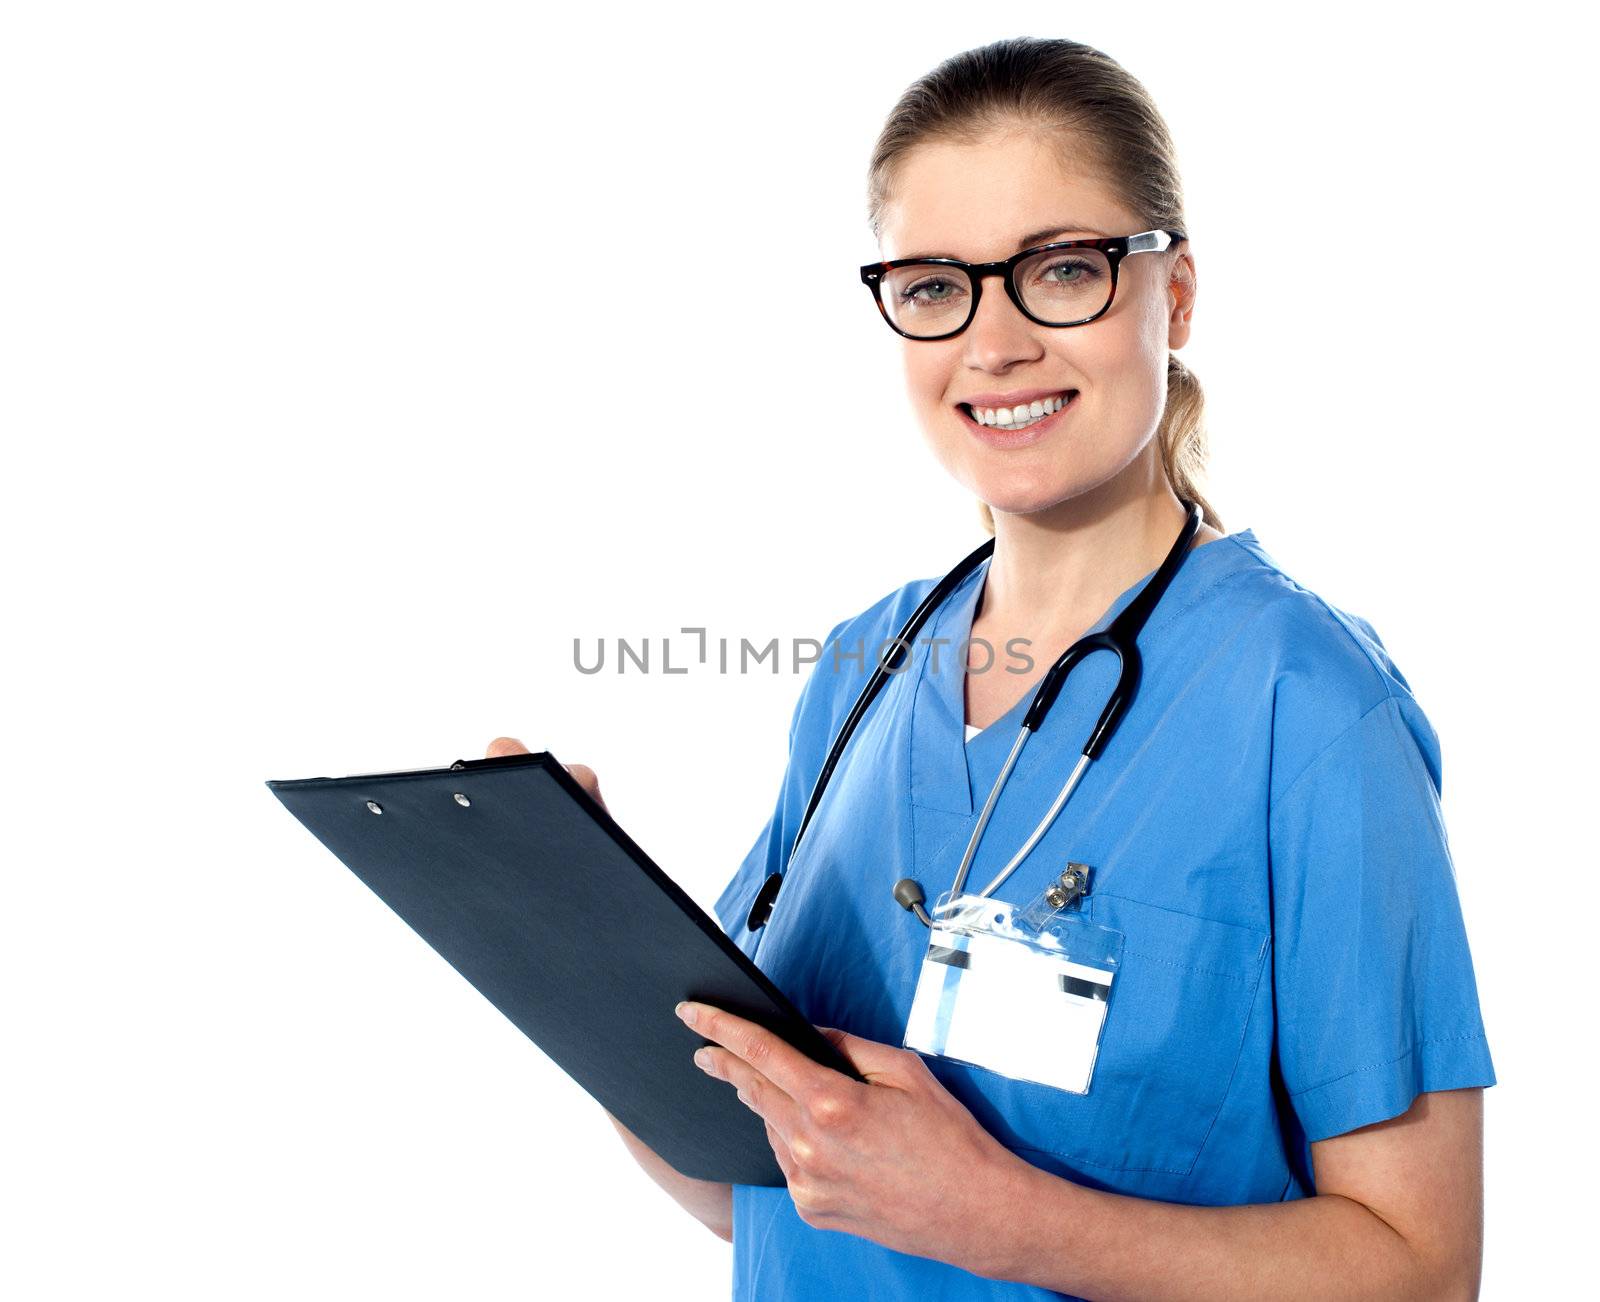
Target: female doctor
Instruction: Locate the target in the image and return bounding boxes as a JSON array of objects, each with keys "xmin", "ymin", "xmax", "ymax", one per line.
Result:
[{"xmin": 490, "ymin": 36, "xmax": 1495, "ymax": 1302}]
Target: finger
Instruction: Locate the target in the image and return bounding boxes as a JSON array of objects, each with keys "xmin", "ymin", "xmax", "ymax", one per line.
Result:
[
  {"xmin": 694, "ymin": 1046, "xmax": 799, "ymax": 1132},
  {"xmin": 764, "ymin": 1120, "xmax": 797, "ymax": 1180},
  {"xmin": 679, "ymin": 1003, "xmax": 855, "ymax": 1109},
  {"xmin": 485, "ymin": 736, "xmax": 529, "ymax": 758},
  {"xmin": 815, "ymin": 1025, "xmax": 924, "ymax": 1084},
  {"xmin": 562, "ymin": 762, "xmax": 608, "ymax": 811}
]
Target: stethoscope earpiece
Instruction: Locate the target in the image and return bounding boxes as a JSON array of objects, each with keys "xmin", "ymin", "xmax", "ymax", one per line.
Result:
[
  {"xmin": 746, "ymin": 872, "xmax": 784, "ymax": 933},
  {"xmin": 893, "ymin": 877, "xmax": 933, "ymax": 927}
]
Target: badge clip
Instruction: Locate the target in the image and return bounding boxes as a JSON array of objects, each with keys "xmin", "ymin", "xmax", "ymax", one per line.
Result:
[{"xmin": 1016, "ymin": 862, "xmax": 1093, "ymax": 936}]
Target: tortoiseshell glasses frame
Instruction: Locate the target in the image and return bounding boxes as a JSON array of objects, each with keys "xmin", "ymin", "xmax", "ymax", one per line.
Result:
[{"xmin": 859, "ymin": 228, "xmax": 1187, "ymax": 341}]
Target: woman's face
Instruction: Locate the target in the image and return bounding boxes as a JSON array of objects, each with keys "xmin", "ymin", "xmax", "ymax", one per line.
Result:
[{"xmin": 876, "ymin": 132, "xmax": 1195, "ymax": 519}]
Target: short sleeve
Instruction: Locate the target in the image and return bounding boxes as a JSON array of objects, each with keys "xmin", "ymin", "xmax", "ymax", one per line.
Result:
[
  {"xmin": 1269, "ymin": 693, "xmax": 1496, "ymax": 1143},
  {"xmin": 712, "ymin": 616, "xmax": 854, "ymax": 944}
]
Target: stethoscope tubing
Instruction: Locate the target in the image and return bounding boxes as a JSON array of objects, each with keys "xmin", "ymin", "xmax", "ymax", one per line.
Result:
[
  {"xmin": 744, "ymin": 501, "xmax": 1203, "ymax": 933},
  {"xmin": 955, "ymin": 750, "xmax": 1093, "ymax": 902},
  {"xmin": 787, "ymin": 535, "xmax": 997, "ymax": 863}
]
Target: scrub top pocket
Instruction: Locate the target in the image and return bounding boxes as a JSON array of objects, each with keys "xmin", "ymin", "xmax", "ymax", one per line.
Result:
[{"xmin": 920, "ymin": 889, "xmax": 1268, "ymax": 1178}]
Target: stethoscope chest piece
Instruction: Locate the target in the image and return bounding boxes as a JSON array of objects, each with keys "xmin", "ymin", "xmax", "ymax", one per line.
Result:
[{"xmin": 892, "ymin": 877, "xmax": 933, "ymax": 926}]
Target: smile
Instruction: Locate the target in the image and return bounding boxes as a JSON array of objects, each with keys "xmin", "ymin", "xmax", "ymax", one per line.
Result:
[
  {"xmin": 961, "ymin": 390, "xmax": 1074, "ymax": 428},
  {"xmin": 958, "ymin": 390, "xmax": 1078, "ymax": 446}
]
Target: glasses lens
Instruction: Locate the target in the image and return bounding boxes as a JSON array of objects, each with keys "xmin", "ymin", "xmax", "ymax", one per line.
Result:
[
  {"xmin": 878, "ymin": 264, "xmax": 973, "ymax": 338},
  {"xmin": 876, "ymin": 247, "xmax": 1116, "ymax": 336},
  {"xmin": 1015, "ymin": 245, "xmax": 1113, "ymax": 325}
]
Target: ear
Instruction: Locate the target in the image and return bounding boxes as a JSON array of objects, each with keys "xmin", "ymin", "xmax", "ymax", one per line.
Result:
[{"xmin": 1167, "ymin": 248, "xmax": 1197, "ymax": 349}]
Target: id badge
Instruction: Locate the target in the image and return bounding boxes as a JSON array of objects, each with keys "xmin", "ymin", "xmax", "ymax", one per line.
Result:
[{"xmin": 903, "ymin": 889, "xmax": 1124, "ymax": 1095}]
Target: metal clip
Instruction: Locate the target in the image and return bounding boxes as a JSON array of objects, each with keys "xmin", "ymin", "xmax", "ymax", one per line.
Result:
[
  {"xmin": 1044, "ymin": 863, "xmax": 1091, "ymax": 911},
  {"xmin": 1015, "ymin": 862, "xmax": 1093, "ymax": 936}
]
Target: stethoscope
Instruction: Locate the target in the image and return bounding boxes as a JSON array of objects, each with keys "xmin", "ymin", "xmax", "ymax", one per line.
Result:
[{"xmin": 745, "ymin": 499, "xmax": 1204, "ymax": 933}]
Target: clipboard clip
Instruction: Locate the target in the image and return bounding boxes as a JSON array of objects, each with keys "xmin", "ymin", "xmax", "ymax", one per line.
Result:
[{"xmin": 448, "ymin": 753, "xmax": 548, "ymax": 773}]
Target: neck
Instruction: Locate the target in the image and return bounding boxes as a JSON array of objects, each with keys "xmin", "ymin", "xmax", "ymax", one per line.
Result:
[{"xmin": 979, "ymin": 457, "xmax": 1201, "ymax": 633}]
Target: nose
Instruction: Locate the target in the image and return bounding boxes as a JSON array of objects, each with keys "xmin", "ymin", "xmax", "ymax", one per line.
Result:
[{"xmin": 961, "ymin": 273, "xmax": 1045, "ymax": 371}]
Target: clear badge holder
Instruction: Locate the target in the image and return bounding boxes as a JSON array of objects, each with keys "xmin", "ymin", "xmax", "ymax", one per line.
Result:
[{"xmin": 903, "ymin": 865, "xmax": 1124, "ymax": 1095}]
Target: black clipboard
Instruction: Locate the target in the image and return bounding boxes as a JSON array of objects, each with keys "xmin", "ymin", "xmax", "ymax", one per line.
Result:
[{"xmin": 266, "ymin": 750, "xmax": 858, "ymax": 1187}]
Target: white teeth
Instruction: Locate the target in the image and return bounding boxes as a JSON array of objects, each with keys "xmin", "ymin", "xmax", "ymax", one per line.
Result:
[{"xmin": 970, "ymin": 392, "xmax": 1071, "ymax": 427}]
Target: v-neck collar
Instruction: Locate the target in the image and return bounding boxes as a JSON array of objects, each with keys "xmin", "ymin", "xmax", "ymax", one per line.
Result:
[{"xmin": 909, "ymin": 527, "xmax": 1257, "ymax": 816}]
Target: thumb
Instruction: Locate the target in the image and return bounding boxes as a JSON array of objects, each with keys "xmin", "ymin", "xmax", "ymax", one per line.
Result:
[{"xmin": 485, "ymin": 736, "xmax": 530, "ymax": 758}]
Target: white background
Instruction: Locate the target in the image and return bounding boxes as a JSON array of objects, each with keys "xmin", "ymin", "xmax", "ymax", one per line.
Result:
[{"xmin": 3, "ymin": 2, "xmax": 1593, "ymax": 1297}]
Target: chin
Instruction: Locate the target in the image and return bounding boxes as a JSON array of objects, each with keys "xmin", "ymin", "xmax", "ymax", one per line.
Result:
[
  {"xmin": 962, "ymin": 466, "xmax": 1086, "ymax": 517},
  {"xmin": 972, "ymin": 487, "xmax": 1075, "ymax": 518}
]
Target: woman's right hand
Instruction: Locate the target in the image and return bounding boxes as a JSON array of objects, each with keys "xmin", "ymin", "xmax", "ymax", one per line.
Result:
[{"xmin": 484, "ymin": 736, "xmax": 608, "ymax": 815}]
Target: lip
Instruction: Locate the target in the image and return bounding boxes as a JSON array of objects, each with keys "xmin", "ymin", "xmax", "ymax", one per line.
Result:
[
  {"xmin": 959, "ymin": 386, "xmax": 1075, "ymax": 408},
  {"xmin": 958, "ymin": 390, "xmax": 1078, "ymax": 449}
]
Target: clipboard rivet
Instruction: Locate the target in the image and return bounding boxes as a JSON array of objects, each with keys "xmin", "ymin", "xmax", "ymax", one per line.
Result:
[
  {"xmin": 453, "ymin": 793, "xmax": 471, "ymax": 807},
  {"xmin": 365, "ymin": 800, "xmax": 383, "ymax": 815}
]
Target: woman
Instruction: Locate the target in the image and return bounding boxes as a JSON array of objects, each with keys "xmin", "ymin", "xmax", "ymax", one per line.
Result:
[{"xmin": 492, "ymin": 36, "xmax": 1495, "ymax": 1301}]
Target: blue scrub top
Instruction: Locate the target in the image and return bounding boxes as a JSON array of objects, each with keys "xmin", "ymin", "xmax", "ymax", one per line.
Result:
[{"xmin": 712, "ymin": 527, "xmax": 1496, "ymax": 1301}]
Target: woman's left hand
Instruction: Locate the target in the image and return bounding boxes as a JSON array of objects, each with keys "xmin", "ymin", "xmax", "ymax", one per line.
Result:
[{"xmin": 675, "ymin": 1000, "xmax": 1037, "ymax": 1273}]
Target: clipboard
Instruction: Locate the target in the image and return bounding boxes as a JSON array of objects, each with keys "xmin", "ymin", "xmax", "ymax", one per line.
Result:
[{"xmin": 266, "ymin": 750, "xmax": 858, "ymax": 1187}]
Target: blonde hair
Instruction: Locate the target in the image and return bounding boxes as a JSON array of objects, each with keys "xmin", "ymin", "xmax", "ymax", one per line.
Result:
[{"xmin": 865, "ymin": 36, "xmax": 1224, "ymax": 535}]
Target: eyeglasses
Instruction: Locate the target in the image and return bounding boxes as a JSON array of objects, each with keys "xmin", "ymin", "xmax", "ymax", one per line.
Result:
[{"xmin": 858, "ymin": 229, "xmax": 1186, "ymax": 341}]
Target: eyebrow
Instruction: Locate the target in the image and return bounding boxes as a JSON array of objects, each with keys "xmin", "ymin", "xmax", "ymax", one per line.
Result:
[{"xmin": 902, "ymin": 223, "xmax": 1109, "ymax": 261}]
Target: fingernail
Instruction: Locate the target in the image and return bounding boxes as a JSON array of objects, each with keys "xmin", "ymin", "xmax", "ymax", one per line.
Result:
[
  {"xmin": 694, "ymin": 1048, "xmax": 714, "ymax": 1071},
  {"xmin": 675, "ymin": 1001, "xmax": 697, "ymax": 1027}
]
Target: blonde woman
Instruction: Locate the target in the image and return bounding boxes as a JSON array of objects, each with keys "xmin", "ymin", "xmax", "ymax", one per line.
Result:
[{"xmin": 493, "ymin": 35, "xmax": 1493, "ymax": 1301}]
